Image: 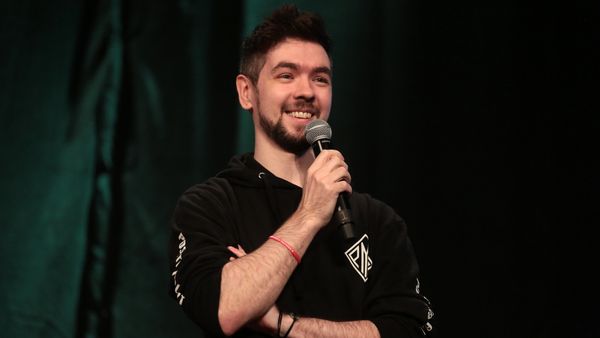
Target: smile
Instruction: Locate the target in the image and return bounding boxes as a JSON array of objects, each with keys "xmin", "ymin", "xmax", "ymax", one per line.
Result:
[{"xmin": 286, "ymin": 111, "xmax": 314, "ymax": 119}]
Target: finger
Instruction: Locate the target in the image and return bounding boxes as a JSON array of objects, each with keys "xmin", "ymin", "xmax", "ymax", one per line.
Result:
[
  {"xmin": 324, "ymin": 149, "xmax": 345, "ymax": 163},
  {"xmin": 227, "ymin": 245, "xmax": 244, "ymax": 258},
  {"xmin": 337, "ymin": 173, "xmax": 351, "ymax": 183},
  {"xmin": 313, "ymin": 157, "xmax": 349, "ymax": 182},
  {"xmin": 308, "ymin": 151, "xmax": 342, "ymax": 180},
  {"xmin": 335, "ymin": 179, "xmax": 353, "ymax": 194},
  {"xmin": 312, "ymin": 149, "xmax": 345, "ymax": 168},
  {"xmin": 329, "ymin": 166, "xmax": 352, "ymax": 185},
  {"xmin": 323, "ymin": 151, "xmax": 348, "ymax": 169},
  {"xmin": 237, "ymin": 245, "xmax": 247, "ymax": 255}
]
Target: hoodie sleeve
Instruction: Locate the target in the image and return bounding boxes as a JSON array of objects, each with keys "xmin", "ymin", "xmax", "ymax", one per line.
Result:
[
  {"xmin": 168, "ymin": 179, "xmax": 236, "ymax": 337},
  {"xmin": 362, "ymin": 197, "xmax": 434, "ymax": 338}
]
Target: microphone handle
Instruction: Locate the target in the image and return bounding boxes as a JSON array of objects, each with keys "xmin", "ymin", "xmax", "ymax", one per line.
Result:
[
  {"xmin": 311, "ymin": 139, "xmax": 357, "ymax": 240},
  {"xmin": 336, "ymin": 194, "xmax": 356, "ymax": 240},
  {"xmin": 311, "ymin": 138, "xmax": 331, "ymax": 155}
]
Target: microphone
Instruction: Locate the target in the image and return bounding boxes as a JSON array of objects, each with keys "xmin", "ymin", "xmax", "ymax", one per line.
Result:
[{"xmin": 305, "ymin": 119, "xmax": 357, "ymax": 241}]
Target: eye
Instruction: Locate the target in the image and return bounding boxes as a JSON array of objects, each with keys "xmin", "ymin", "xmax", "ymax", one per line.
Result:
[
  {"xmin": 277, "ymin": 73, "xmax": 294, "ymax": 80},
  {"xmin": 314, "ymin": 75, "xmax": 330, "ymax": 85}
]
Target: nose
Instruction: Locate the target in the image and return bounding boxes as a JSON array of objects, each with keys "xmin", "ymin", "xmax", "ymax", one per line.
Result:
[{"xmin": 293, "ymin": 76, "xmax": 315, "ymax": 102}]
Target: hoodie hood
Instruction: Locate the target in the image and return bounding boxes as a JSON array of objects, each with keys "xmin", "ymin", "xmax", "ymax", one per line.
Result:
[
  {"xmin": 216, "ymin": 152, "xmax": 299, "ymax": 227},
  {"xmin": 216, "ymin": 153, "xmax": 299, "ymax": 190}
]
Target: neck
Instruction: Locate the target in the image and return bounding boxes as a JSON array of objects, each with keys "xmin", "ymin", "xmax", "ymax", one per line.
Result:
[{"xmin": 253, "ymin": 132, "xmax": 314, "ymax": 187}]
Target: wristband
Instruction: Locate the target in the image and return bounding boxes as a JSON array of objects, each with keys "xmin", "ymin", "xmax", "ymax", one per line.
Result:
[{"xmin": 268, "ymin": 235, "xmax": 301, "ymax": 264}]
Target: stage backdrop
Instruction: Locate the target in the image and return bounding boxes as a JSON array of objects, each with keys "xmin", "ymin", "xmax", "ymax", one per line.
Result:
[{"xmin": 0, "ymin": 0, "xmax": 597, "ymax": 337}]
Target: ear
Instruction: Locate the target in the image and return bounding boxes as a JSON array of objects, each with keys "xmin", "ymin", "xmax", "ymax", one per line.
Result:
[{"xmin": 236, "ymin": 74, "xmax": 254, "ymax": 111}]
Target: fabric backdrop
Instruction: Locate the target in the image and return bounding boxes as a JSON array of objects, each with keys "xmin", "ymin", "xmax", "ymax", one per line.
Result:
[{"xmin": 0, "ymin": 0, "xmax": 597, "ymax": 337}]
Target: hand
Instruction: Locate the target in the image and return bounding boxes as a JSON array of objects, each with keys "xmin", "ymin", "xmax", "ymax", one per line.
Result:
[
  {"xmin": 227, "ymin": 244, "xmax": 247, "ymax": 261},
  {"xmin": 298, "ymin": 149, "xmax": 352, "ymax": 229},
  {"xmin": 227, "ymin": 245, "xmax": 280, "ymax": 334}
]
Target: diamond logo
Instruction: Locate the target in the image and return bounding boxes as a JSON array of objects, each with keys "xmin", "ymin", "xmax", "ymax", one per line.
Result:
[{"xmin": 344, "ymin": 234, "xmax": 372, "ymax": 282}]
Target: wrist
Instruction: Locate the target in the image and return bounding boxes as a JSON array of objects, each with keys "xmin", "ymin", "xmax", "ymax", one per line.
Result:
[
  {"xmin": 269, "ymin": 236, "xmax": 301, "ymax": 264},
  {"xmin": 252, "ymin": 305, "xmax": 280, "ymax": 335},
  {"xmin": 293, "ymin": 207, "xmax": 323, "ymax": 232},
  {"xmin": 276, "ymin": 311, "xmax": 299, "ymax": 338}
]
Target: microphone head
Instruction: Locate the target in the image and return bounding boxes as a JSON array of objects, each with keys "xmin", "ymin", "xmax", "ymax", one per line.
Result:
[{"xmin": 305, "ymin": 119, "xmax": 332, "ymax": 144}]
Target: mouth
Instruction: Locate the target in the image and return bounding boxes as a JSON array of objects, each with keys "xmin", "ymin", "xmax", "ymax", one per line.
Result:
[{"xmin": 285, "ymin": 110, "xmax": 317, "ymax": 120}]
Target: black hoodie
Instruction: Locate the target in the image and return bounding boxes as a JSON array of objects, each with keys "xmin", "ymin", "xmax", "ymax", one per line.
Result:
[{"xmin": 169, "ymin": 153, "xmax": 433, "ymax": 337}]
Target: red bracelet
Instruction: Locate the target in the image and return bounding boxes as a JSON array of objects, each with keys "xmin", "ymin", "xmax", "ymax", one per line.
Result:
[{"xmin": 269, "ymin": 235, "xmax": 301, "ymax": 264}]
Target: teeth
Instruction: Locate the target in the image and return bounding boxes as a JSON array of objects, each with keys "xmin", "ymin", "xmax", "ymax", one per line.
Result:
[{"xmin": 288, "ymin": 111, "xmax": 312, "ymax": 119}]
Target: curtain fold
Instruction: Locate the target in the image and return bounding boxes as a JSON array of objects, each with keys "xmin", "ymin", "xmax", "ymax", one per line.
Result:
[{"xmin": 0, "ymin": 2, "xmax": 93, "ymax": 337}]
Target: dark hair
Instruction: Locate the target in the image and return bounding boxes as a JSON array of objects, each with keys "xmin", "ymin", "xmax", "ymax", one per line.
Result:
[{"xmin": 239, "ymin": 4, "xmax": 332, "ymax": 84}]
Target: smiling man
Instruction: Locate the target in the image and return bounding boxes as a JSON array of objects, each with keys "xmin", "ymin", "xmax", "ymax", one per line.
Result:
[
  {"xmin": 239, "ymin": 37, "xmax": 332, "ymax": 162},
  {"xmin": 169, "ymin": 5, "xmax": 433, "ymax": 338}
]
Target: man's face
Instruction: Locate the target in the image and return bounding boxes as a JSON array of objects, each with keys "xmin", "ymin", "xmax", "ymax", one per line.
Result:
[{"xmin": 248, "ymin": 38, "xmax": 332, "ymax": 155}]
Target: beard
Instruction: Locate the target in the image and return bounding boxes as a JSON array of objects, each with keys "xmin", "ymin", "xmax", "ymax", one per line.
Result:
[{"xmin": 258, "ymin": 110, "xmax": 311, "ymax": 156}]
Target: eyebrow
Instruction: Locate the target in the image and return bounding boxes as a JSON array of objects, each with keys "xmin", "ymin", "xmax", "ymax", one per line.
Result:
[{"xmin": 271, "ymin": 62, "xmax": 332, "ymax": 77}]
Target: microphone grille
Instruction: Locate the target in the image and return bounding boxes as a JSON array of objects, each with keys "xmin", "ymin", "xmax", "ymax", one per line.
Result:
[{"xmin": 304, "ymin": 119, "xmax": 332, "ymax": 144}]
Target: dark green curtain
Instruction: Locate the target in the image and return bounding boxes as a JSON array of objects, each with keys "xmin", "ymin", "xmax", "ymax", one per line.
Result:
[
  {"xmin": 0, "ymin": 1, "xmax": 94, "ymax": 337},
  {"xmin": 0, "ymin": 0, "xmax": 597, "ymax": 338}
]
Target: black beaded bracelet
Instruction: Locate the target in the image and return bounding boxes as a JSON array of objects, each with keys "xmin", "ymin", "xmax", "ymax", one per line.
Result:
[
  {"xmin": 276, "ymin": 310, "xmax": 284, "ymax": 337},
  {"xmin": 282, "ymin": 312, "xmax": 299, "ymax": 338}
]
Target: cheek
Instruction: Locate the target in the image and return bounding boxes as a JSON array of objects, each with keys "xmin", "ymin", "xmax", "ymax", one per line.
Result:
[
  {"xmin": 258, "ymin": 87, "xmax": 289, "ymax": 107},
  {"xmin": 318, "ymin": 90, "xmax": 333, "ymax": 113}
]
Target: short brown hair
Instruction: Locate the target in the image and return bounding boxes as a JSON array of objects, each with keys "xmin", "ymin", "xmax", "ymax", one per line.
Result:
[{"xmin": 239, "ymin": 4, "xmax": 332, "ymax": 84}]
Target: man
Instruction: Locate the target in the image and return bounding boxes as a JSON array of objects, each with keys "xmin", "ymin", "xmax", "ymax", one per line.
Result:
[{"xmin": 169, "ymin": 5, "xmax": 433, "ymax": 337}]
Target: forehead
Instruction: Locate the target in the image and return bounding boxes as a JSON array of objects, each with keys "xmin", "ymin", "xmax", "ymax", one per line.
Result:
[{"xmin": 263, "ymin": 38, "xmax": 331, "ymax": 70}]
